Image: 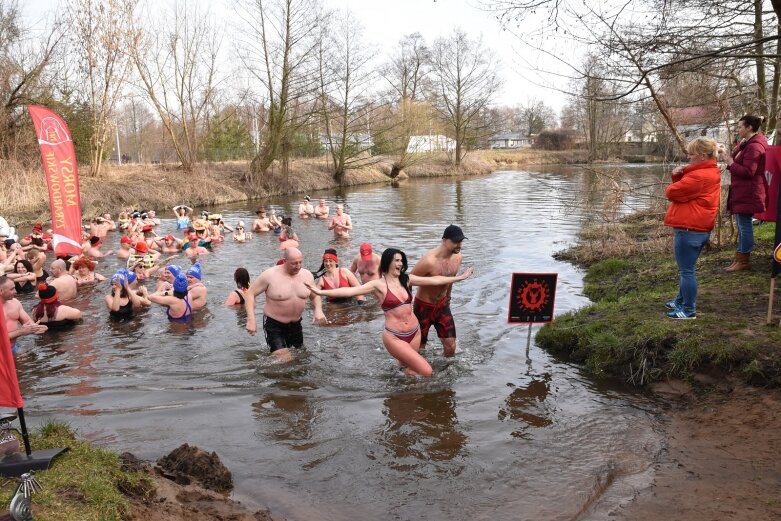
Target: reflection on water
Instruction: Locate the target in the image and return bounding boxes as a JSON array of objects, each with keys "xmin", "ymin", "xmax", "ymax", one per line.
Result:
[
  {"xmin": 378, "ymin": 389, "xmax": 467, "ymax": 466},
  {"xmin": 16, "ymin": 166, "xmax": 668, "ymax": 521},
  {"xmin": 499, "ymin": 371, "xmax": 553, "ymax": 436}
]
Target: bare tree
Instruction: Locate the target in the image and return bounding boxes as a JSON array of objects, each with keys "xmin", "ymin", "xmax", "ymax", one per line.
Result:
[
  {"xmin": 519, "ymin": 98, "xmax": 556, "ymax": 135},
  {"xmin": 429, "ymin": 28, "xmax": 502, "ymax": 165},
  {"xmin": 129, "ymin": 0, "xmax": 223, "ymax": 171},
  {"xmin": 315, "ymin": 9, "xmax": 378, "ymax": 183},
  {"xmin": 377, "ymin": 32, "xmax": 433, "ymax": 175},
  {"xmin": 483, "ymin": 0, "xmax": 781, "ymax": 146},
  {"xmin": 0, "ymin": 0, "xmax": 63, "ymax": 163},
  {"xmin": 236, "ymin": 0, "xmax": 322, "ymax": 185},
  {"xmin": 65, "ymin": 0, "xmax": 138, "ymax": 177}
]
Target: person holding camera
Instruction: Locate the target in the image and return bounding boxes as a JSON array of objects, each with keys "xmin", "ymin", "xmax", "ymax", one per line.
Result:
[{"xmin": 719, "ymin": 114, "xmax": 768, "ymax": 272}]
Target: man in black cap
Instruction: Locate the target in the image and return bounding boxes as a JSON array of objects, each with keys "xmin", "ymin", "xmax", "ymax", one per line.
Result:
[{"xmin": 410, "ymin": 224, "xmax": 467, "ymax": 357}]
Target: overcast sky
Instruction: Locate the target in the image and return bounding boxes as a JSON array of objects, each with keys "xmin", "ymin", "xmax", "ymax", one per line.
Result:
[{"xmin": 23, "ymin": 0, "xmax": 569, "ymax": 110}]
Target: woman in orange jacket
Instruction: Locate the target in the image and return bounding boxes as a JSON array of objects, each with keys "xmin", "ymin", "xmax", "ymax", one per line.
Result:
[{"xmin": 663, "ymin": 138, "xmax": 721, "ymax": 319}]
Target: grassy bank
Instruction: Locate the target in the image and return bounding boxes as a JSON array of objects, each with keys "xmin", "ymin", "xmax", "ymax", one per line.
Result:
[
  {"xmin": 480, "ymin": 148, "xmax": 589, "ymax": 166},
  {"xmin": 0, "ymin": 153, "xmax": 500, "ymax": 224},
  {"xmin": 537, "ymin": 215, "xmax": 781, "ymax": 386},
  {"xmin": 0, "ymin": 421, "xmax": 151, "ymax": 520}
]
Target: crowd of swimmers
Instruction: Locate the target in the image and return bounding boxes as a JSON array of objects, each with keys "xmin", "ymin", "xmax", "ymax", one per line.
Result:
[{"xmin": 1, "ymin": 196, "xmax": 472, "ymax": 376}]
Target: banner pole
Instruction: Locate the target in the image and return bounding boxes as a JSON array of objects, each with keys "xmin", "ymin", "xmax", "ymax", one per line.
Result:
[
  {"xmin": 768, "ymin": 278, "xmax": 776, "ymax": 325},
  {"xmin": 16, "ymin": 408, "xmax": 31, "ymax": 457}
]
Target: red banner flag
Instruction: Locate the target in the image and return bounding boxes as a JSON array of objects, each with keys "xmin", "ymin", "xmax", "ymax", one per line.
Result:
[
  {"xmin": 0, "ymin": 305, "xmax": 24, "ymax": 408},
  {"xmin": 756, "ymin": 145, "xmax": 781, "ymax": 222},
  {"xmin": 28, "ymin": 105, "xmax": 83, "ymax": 257}
]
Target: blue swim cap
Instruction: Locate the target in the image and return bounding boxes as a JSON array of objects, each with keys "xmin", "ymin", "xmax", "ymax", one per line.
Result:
[
  {"xmin": 111, "ymin": 273, "xmax": 126, "ymax": 285},
  {"xmin": 186, "ymin": 262, "xmax": 202, "ymax": 280},
  {"xmin": 166, "ymin": 265, "xmax": 181, "ymax": 278},
  {"xmin": 126, "ymin": 271, "xmax": 137, "ymax": 284},
  {"xmin": 173, "ymin": 274, "xmax": 188, "ymax": 293}
]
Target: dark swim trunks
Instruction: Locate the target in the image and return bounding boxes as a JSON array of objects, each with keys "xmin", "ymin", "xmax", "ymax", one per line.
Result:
[
  {"xmin": 263, "ymin": 315, "xmax": 303, "ymax": 353},
  {"xmin": 413, "ymin": 296, "xmax": 456, "ymax": 345}
]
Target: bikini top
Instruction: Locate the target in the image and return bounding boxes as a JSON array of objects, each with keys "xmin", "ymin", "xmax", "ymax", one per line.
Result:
[
  {"xmin": 381, "ymin": 278, "xmax": 412, "ymax": 313},
  {"xmin": 322, "ymin": 269, "xmax": 352, "ymax": 303},
  {"xmin": 322, "ymin": 270, "xmax": 350, "ymax": 290}
]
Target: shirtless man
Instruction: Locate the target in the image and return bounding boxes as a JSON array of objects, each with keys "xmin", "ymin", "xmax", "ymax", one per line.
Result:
[
  {"xmin": 350, "ymin": 242, "xmax": 382, "ymax": 283},
  {"xmin": 298, "ymin": 196, "xmax": 315, "ymax": 218},
  {"xmin": 0, "ymin": 276, "xmax": 47, "ymax": 351},
  {"xmin": 82, "ymin": 236, "xmax": 112, "ymax": 258},
  {"xmin": 102, "ymin": 213, "xmax": 117, "ymax": 232},
  {"xmin": 116, "ymin": 236, "xmax": 134, "ymax": 260},
  {"xmin": 314, "ymin": 199, "xmax": 330, "ymax": 219},
  {"xmin": 155, "ymin": 234, "xmax": 183, "ymax": 253},
  {"xmin": 47, "ymin": 259, "xmax": 78, "ymax": 302},
  {"xmin": 328, "ymin": 204, "xmax": 352, "ymax": 238},
  {"xmin": 252, "ymin": 208, "xmax": 271, "ymax": 232},
  {"xmin": 410, "ymin": 225, "xmax": 467, "ymax": 357},
  {"xmin": 245, "ymin": 247, "xmax": 326, "ymax": 362}
]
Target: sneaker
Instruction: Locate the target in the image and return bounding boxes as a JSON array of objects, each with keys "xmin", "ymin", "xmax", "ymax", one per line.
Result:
[
  {"xmin": 667, "ymin": 309, "xmax": 696, "ymax": 320},
  {"xmin": 664, "ymin": 300, "xmax": 679, "ymax": 310}
]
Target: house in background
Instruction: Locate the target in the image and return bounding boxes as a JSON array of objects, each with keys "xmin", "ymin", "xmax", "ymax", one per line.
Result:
[
  {"xmin": 406, "ymin": 134, "xmax": 456, "ymax": 153},
  {"xmin": 669, "ymin": 106, "xmax": 732, "ymax": 145},
  {"xmin": 320, "ymin": 132, "xmax": 374, "ymax": 152},
  {"xmin": 487, "ymin": 132, "xmax": 533, "ymax": 149}
]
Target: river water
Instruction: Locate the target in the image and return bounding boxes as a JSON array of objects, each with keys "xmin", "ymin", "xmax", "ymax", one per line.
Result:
[{"xmin": 14, "ymin": 166, "xmax": 669, "ymax": 521}]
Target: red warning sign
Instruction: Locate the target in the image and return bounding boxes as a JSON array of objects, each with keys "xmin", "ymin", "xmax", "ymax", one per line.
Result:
[{"xmin": 508, "ymin": 273, "xmax": 557, "ymax": 324}]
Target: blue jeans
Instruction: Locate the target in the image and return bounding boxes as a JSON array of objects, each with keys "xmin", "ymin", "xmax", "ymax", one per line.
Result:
[
  {"xmin": 673, "ymin": 229, "xmax": 710, "ymax": 314},
  {"xmin": 735, "ymin": 213, "xmax": 754, "ymax": 253}
]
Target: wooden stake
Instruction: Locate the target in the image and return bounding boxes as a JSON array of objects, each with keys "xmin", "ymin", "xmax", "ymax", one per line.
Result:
[{"xmin": 768, "ymin": 278, "xmax": 776, "ymax": 325}]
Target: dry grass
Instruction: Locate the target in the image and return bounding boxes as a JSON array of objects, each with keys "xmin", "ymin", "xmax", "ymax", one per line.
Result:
[
  {"xmin": 1, "ymin": 154, "xmax": 497, "ymax": 224},
  {"xmin": 480, "ymin": 148, "xmax": 590, "ymax": 165}
]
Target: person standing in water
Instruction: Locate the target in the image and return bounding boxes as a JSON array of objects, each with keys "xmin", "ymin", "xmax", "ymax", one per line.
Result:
[
  {"xmin": 307, "ymin": 248, "xmax": 473, "ymax": 376},
  {"xmin": 244, "ymin": 248, "xmax": 326, "ymax": 363},
  {"xmin": 410, "ymin": 225, "xmax": 467, "ymax": 357}
]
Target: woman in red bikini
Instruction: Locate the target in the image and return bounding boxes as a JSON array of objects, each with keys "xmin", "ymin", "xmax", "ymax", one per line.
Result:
[
  {"xmin": 313, "ymin": 249, "xmax": 364, "ymax": 303},
  {"xmin": 307, "ymin": 248, "xmax": 472, "ymax": 376}
]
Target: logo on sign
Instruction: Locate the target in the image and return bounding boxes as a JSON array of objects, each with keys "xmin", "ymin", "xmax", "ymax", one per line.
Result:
[
  {"xmin": 508, "ymin": 273, "xmax": 557, "ymax": 324},
  {"xmin": 517, "ymin": 278, "xmax": 552, "ymax": 312},
  {"xmin": 775, "ymin": 243, "xmax": 781, "ymax": 264},
  {"xmin": 37, "ymin": 117, "xmax": 72, "ymax": 146}
]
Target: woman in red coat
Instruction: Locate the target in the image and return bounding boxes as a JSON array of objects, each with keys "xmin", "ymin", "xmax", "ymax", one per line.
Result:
[
  {"xmin": 663, "ymin": 138, "xmax": 721, "ymax": 319},
  {"xmin": 720, "ymin": 114, "xmax": 768, "ymax": 271}
]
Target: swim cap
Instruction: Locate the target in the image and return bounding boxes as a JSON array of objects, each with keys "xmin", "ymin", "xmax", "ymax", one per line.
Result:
[
  {"xmin": 187, "ymin": 263, "xmax": 202, "ymax": 280},
  {"xmin": 126, "ymin": 271, "xmax": 137, "ymax": 284},
  {"xmin": 173, "ymin": 274, "xmax": 188, "ymax": 293},
  {"xmin": 165, "ymin": 265, "xmax": 181, "ymax": 278},
  {"xmin": 237, "ymin": 221, "xmax": 245, "ymax": 228},
  {"xmin": 89, "ymin": 236, "xmax": 101, "ymax": 246},
  {"xmin": 134, "ymin": 242, "xmax": 148, "ymax": 253},
  {"xmin": 120, "ymin": 236, "xmax": 132, "ymax": 244},
  {"xmin": 164, "ymin": 234, "xmax": 175, "ymax": 241},
  {"xmin": 111, "ymin": 273, "xmax": 127, "ymax": 285}
]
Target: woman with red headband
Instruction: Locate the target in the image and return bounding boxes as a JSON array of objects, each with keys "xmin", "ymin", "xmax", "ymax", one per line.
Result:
[
  {"xmin": 31, "ymin": 283, "xmax": 82, "ymax": 331},
  {"xmin": 313, "ymin": 249, "xmax": 364, "ymax": 303}
]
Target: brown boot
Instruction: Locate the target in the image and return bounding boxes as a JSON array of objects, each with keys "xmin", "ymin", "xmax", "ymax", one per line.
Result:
[{"xmin": 725, "ymin": 252, "xmax": 750, "ymax": 272}]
